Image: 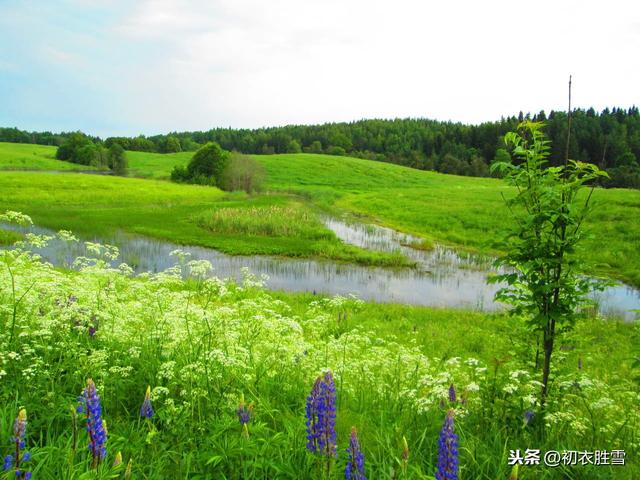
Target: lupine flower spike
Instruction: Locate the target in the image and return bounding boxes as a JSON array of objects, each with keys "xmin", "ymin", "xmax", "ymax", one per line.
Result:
[
  {"xmin": 448, "ymin": 384, "xmax": 456, "ymax": 403},
  {"xmin": 3, "ymin": 408, "xmax": 32, "ymax": 479},
  {"xmin": 306, "ymin": 376, "xmax": 322, "ymax": 453},
  {"xmin": 140, "ymin": 385, "xmax": 154, "ymax": 419},
  {"xmin": 114, "ymin": 451, "xmax": 123, "ymax": 467},
  {"xmin": 305, "ymin": 371, "xmax": 337, "ymax": 458},
  {"xmin": 236, "ymin": 393, "xmax": 253, "ymax": 438},
  {"xmin": 401, "ymin": 435, "xmax": 409, "ymax": 474},
  {"xmin": 78, "ymin": 379, "xmax": 107, "ymax": 468},
  {"xmin": 345, "ymin": 426, "xmax": 366, "ymax": 480},
  {"xmin": 435, "ymin": 409, "xmax": 459, "ymax": 480},
  {"xmin": 523, "ymin": 410, "xmax": 535, "ymax": 426}
]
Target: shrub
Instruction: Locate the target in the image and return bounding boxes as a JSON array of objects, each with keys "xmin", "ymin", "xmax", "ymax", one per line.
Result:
[
  {"xmin": 219, "ymin": 153, "xmax": 266, "ymax": 193},
  {"xmin": 186, "ymin": 142, "xmax": 230, "ymax": 187}
]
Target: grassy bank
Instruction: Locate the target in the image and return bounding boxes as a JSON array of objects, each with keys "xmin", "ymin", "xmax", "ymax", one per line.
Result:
[
  {"xmin": 0, "ymin": 239, "xmax": 637, "ymax": 479},
  {"xmin": 0, "ymin": 172, "xmax": 408, "ymax": 267},
  {"xmin": 257, "ymin": 154, "xmax": 640, "ymax": 286}
]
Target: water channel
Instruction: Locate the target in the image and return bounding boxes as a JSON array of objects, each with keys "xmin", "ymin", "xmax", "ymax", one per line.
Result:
[{"xmin": 2, "ymin": 219, "xmax": 639, "ymax": 320}]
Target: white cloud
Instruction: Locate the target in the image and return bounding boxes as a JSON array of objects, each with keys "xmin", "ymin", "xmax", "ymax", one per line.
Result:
[{"xmin": 1, "ymin": 0, "xmax": 639, "ymax": 135}]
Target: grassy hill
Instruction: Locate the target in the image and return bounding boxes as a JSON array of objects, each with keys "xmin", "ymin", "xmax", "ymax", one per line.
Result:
[
  {"xmin": 0, "ymin": 143, "xmax": 638, "ymax": 285},
  {"xmin": 0, "ymin": 142, "xmax": 94, "ymax": 171}
]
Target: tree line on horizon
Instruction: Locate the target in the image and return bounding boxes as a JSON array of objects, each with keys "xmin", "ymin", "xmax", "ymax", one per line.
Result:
[{"xmin": 1, "ymin": 107, "xmax": 639, "ymax": 188}]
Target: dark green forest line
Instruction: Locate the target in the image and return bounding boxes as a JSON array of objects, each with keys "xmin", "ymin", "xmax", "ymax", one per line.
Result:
[{"xmin": 2, "ymin": 107, "xmax": 639, "ymax": 188}]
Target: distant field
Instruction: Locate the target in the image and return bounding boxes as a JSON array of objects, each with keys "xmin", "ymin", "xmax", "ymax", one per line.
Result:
[
  {"xmin": 0, "ymin": 143, "xmax": 638, "ymax": 285},
  {"xmin": 127, "ymin": 150, "xmax": 191, "ymax": 178},
  {"xmin": 258, "ymin": 154, "xmax": 640, "ymax": 286},
  {"xmin": 0, "ymin": 171, "xmax": 406, "ymax": 267},
  {"xmin": 0, "ymin": 142, "xmax": 94, "ymax": 171}
]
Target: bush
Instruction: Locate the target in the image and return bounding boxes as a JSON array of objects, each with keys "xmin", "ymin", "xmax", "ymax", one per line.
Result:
[
  {"xmin": 327, "ymin": 145, "xmax": 346, "ymax": 156},
  {"xmin": 56, "ymin": 132, "xmax": 92, "ymax": 163},
  {"xmin": 186, "ymin": 142, "xmax": 230, "ymax": 187},
  {"xmin": 219, "ymin": 153, "xmax": 266, "ymax": 193},
  {"xmin": 170, "ymin": 165, "xmax": 190, "ymax": 183},
  {"xmin": 108, "ymin": 143, "xmax": 128, "ymax": 175}
]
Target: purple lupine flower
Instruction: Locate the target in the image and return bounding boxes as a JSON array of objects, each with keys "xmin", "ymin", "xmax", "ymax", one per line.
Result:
[
  {"xmin": 305, "ymin": 371, "xmax": 337, "ymax": 458},
  {"xmin": 236, "ymin": 399, "xmax": 252, "ymax": 426},
  {"xmin": 4, "ymin": 409, "xmax": 31, "ymax": 479},
  {"xmin": 435, "ymin": 409, "xmax": 459, "ymax": 480},
  {"xmin": 79, "ymin": 379, "xmax": 107, "ymax": 468},
  {"xmin": 345, "ymin": 426, "xmax": 366, "ymax": 480},
  {"xmin": 523, "ymin": 410, "xmax": 535, "ymax": 425},
  {"xmin": 237, "ymin": 394, "xmax": 253, "ymax": 438},
  {"xmin": 306, "ymin": 376, "xmax": 322, "ymax": 452},
  {"xmin": 140, "ymin": 386, "xmax": 153, "ymax": 419},
  {"xmin": 448, "ymin": 384, "xmax": 456, "ymax": 403}
]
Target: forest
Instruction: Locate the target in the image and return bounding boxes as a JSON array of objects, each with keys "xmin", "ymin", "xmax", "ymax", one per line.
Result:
[{"xmin": 1, "ymin": 107, "xmax": 639, "ymax": 188}]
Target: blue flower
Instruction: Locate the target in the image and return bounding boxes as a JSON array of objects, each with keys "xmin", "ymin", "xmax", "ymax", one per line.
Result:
[
  {"xmin": 236, "ymin": 397, "xmax": 252, "ymax": 426},
  {"xmin": 345, "ymin": 426, "xmax": 366, "ymax": 480},
  {"xmin": 448, "ymin": 384, "xmax": 456, "ymax": 403},
  {"xmin": 435, "ymin": 409, "xmax": 459, "ymax": 480},
  {"xmin": 305, "ymin": 371, "xmax": 337, "ymax": 458},
  {"xmin": 3, "ymin": 455, "xmax": 13, "ymax": 471},
  {"xmin": 140, "ymin": 386, "xmax": 154, "ymax": 419},
  {"xmin": 80, "ymin": 379, "xmax": 107, "ymax": 468},
  {"xmin": 305, "ymin": 376, "xmax": 322, "ymax": 452},
  {"xmin": 3, "ymin": 409, "xmax": 31, "ymax": 479},
  {"xmin": 523, "ymin": 410, "xmax": 535, "ymax": 425}
]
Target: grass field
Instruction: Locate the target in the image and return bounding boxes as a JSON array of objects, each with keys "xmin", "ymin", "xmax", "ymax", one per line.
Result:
[
  {"xmin": 0, "ymin": 142, "xmax": 94, "ymax": 171},
  {"xmin": 0, "ymin": 143, "xmax": 638, "ymax": 479},
  {"xmin": 0, "ymin": 238, "xmax": 637, "ymax": 478},
  {"xmin": 0, "ymin": 171, "xmax": 407, "ymax": 267},
  {"xmin": 1, "ymin": 143, "xmax": 638, "ymax": 286}
]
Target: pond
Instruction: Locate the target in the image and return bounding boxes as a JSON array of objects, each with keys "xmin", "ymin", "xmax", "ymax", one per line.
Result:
[{"xmin": 2, "ymin": 219, "xmax": 639, "ymax": 320}]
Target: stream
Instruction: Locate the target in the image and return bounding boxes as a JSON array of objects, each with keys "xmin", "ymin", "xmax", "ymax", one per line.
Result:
[{"xmin": 2, "ymin": 219, "xmax": 639, "ymax": 320}]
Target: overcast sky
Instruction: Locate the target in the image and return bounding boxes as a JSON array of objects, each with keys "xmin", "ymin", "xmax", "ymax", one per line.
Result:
[{"xmin": 0, "ymin": 0, "xmax": 638, "ymax": 137}]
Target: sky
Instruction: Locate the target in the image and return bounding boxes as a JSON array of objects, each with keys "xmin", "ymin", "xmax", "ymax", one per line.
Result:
[{"xmin": 0, "ymin": 0, "xmax": 639, "ymax": 137}]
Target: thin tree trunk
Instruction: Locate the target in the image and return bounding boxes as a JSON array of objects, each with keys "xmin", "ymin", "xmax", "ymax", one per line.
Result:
[{"xmin": 540, "ymin": 317, "xmax": 556, "ymax": 409}]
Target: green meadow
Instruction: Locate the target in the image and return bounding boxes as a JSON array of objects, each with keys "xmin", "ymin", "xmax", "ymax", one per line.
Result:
[
  {"xmin": 0, "ymin": 142, "xmax": 94, "ymax": 171},
  {"xmin": 0, "ymin": 142, "xmax": 639, "ymax": 478},
  {"xmin": 1, "ymin": 143, "xmax": 638, "ymax": 285},
  {"xmin": 0, "ymin": 231, "xmax": 637, "ymax": 479},
  {"xmin": 0, "ymin": 170, "xmax": 407, "ymax": 267}
]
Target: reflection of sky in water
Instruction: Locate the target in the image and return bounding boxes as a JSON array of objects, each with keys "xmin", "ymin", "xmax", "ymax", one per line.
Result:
[{"xmin": 3, "ymin": 220, "xmax": 639, "ymax": 321}]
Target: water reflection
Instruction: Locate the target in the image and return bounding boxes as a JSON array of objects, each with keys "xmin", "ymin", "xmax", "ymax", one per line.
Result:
[{"xmin": 2, "ymin": 220, "xmax": 638, "ymax": 321}]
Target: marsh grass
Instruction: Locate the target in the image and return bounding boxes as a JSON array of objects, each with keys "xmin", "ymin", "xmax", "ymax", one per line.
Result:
[
  {"xmin": 196, "ymin": 204, "xmax": 334, "ymax": 240},
  {"xmin": 0, "ymin": 228, "xmax": 23, "ymax": 245}
]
